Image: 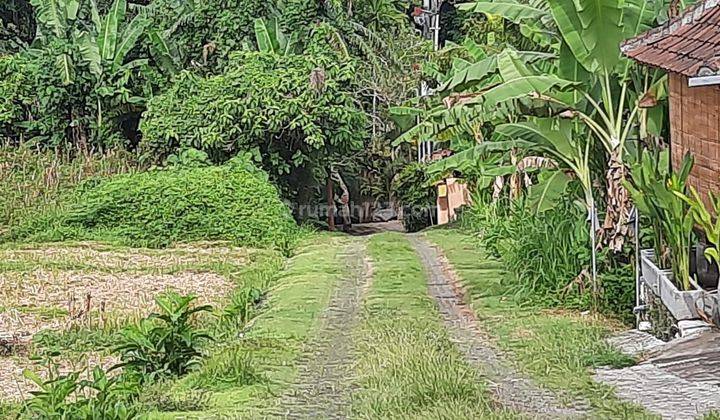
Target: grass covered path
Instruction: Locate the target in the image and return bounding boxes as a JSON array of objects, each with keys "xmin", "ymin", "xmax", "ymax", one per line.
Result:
[
  {"xmin": 240, "ymin": 230, "xmax": 651, "ymax": 419},
  {"xmin": 424, "ymin": 228, "xmax": 653, "ymax": 419},
  {"xmin": 352, "ymin": 233, "xmax": 508, "ymax": 418}
]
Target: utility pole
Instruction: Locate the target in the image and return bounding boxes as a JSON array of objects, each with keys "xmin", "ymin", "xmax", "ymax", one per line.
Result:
[{"xmin": 414, "ymin": 0, "xmax": 443, "ymax": 162}]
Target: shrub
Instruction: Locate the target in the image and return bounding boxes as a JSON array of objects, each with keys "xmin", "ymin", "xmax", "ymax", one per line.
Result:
[
  {"xmin": 461, "ymin": 197, "xmax": 636, "ymax": 319},
  {"xmin": 394, "ymin": 163, "xmax": 436, "ymax": 232},
  {"xmin": 115, "ymin": 293, "xmax": 212, "ymax": 381},
  {"xmin": 140, "ymin": 43, "xmax": 367, "ymax": 195},
  {"xmin": 462, "ymin": 199, "xmax": 592, "ymax": 308},
  {"xmin": 8, "ymin": 156, "xmax": 299, "ymax": 252},
  {"xmin": 598, "ymin": 265, "xmax": 635, "ymax": 324}
]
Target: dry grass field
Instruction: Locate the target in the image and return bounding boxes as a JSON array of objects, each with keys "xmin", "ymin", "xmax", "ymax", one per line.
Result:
[{"xmin": 0, "ymin": 241, "xmax": 259, "ymax": 402}]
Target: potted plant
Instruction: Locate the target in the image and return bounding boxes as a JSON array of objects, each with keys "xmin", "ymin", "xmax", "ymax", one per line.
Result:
[{"xmin": 627, "ymin": 150, "xmax": 703, "ymax": 320}]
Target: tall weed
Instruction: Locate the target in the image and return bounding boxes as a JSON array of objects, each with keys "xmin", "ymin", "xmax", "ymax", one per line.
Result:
[
  {"xmin": 461, "ymin": 198, "xmax": 635, "ymax": 317},
  {"xmin": 462, "ymin": 199, "xmax": 591, "ymax": 308},
  {"xmin": 0, "ymin": 145, "xmax": 136, "ymax": 230}
]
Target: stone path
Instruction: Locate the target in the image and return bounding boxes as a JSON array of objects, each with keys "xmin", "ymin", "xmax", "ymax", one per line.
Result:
[
  {"xmin": 273, "ymin": 240, "xmax": 372, "ymax": 419},
  {"xmin": 598, "ymin": 331, "xmax": 720, "ymax": 419},
  {"xmin": 408, "ymin": 234, "xmax": 589, "ymax": 419}
]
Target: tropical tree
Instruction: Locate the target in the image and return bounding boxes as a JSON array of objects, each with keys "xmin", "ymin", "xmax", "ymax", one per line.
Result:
[
  {"xmin": 403, "ymin": 0, "xmax": 674, "ymax": 246},
  {"xmin": 253, "ymin": 17, "xmax": 298, "ymax": 55},
  {"xmin": 13, "ymin": 0, "xmax": 171, "ymax": 148}
]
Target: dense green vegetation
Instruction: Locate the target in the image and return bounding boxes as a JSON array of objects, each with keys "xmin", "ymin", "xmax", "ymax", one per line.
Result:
[
  {"xmin": 0, "ymin": 146, "xmax": 136, "ymax": 230},
  {"xmin": 2, "ymin": 0, "xmax": 715, "ymax": 417},
  {"xmin": 425, "ymin": 229, "xmax": 649, "ymax": 418},
  {"xmin": 140, "ymin": 45, "xmax": 366, "ymax": 195},
  {"xmin": 392, "ymin": 0, "xmax": 715, "ymax": 316},
  {"xmin": 1, "ymin": 0, "xmax": 428, "ymax": 219},
  {"xmin": 6, "ymin": 156, "xmax": 298, "ymax": 252}
]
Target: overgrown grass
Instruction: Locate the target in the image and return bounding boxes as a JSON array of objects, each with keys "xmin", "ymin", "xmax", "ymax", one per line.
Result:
[
  {"xmin": 144, "ymin": 233, "xmax": 353, "ymax": 418},
  {"xmin": 6, "ymin": 159, "xmax": 299, "ymax": 254},
  {"xmin": 0, "ymin": 146, "xmax": 136, "ymax": 230},
  {"xmin": 425, "ymin": 228, "xmax": 653, "ymax": 419},
  {"xmin": 352, "ymin": 233, "xmax": 514, "ymax": 419},
  {"xmin": 461, "ymin": 199, "xmax": 636, "ymax": 320}
]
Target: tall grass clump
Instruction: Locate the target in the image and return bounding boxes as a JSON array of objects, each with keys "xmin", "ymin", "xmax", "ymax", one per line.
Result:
[
  {"xmin": 0, "ymin": 145, "xmax": 136, "ymax": 230},
  {"xmin": 463, "ymin": 198, "xmax": 591, "ymax": 307},
  {"xmin": 6, "ymin": 156, "xmax": 299, "ymax": 253},
  {"xmin": 461, "ymin": 198, "xmax": 635, "ymax": 318}
]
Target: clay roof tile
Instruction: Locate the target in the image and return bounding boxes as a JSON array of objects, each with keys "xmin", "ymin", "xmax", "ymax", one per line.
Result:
[{"xmin": 622, "ymin": 0, "xmax": 720, "ymax": 77}]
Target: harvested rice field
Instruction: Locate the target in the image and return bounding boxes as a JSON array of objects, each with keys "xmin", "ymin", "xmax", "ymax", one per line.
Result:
[{"xmin": 0, "ymin": 241, "xmax": 282, "ymax": 403}]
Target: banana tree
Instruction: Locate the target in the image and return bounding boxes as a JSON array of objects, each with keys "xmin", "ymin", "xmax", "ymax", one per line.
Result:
[
  {"xmin": 459, "ymin": 0, "xmax": 674, "ymax": 252},
  {"xmin": 253, "ymin": 18, "xmax": 298, "ymax": 56},
  {"xmin": 30, "ymin": 0, "xmax": 81, "ymax": 84},
  {"xmin": 74, "ymin": 0, "xmax": 150, "ymax": 134}
]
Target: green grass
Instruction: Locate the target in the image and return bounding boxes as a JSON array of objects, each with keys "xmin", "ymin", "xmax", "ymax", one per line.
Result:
[
  {"xmin": 425, "ymin": 228, "xmax": 654, "ymax": 419},
  {"xmin": 144, "ymin": 233, "xmax": 354, "ymax": 418},
  {"xmin": 352, "ymin": 233, "xmax": 515, "ymax": 419}
]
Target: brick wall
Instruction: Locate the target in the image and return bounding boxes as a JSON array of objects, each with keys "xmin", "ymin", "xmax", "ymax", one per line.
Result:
[{"xmin": 669, "ymin": 73, "xmax": 720, "ymax": 204}]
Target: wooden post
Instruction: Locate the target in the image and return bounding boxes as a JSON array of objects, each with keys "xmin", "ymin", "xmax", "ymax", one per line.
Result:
[{"xmin": 327, "ymin": 177, "xmax": 335, "ymax": 231}]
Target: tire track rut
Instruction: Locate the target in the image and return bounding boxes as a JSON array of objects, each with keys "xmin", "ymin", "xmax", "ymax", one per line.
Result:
[
  {"xmin": 409, "ymin": 234, "xmax": 589, "ymax": 419},
  {"xmin": 272, "ymin": 239, "xmax": 371, "ymax": 419}
]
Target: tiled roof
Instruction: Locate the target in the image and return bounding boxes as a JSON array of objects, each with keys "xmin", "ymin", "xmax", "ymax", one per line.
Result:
[{"xmin": 621, "ymin": 0, "xmax": 720, "ymax": 77}]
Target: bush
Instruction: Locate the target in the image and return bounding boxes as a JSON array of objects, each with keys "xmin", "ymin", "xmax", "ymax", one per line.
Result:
[
  {"xmin": 8, "ymin": 156, "xmax": 299, "ymax": 252},
  {"xmin": 462, "ymin": 199, "xmax": 592, "ymax": 308},
  {"xmin": 140, "ymin": 41, "xmax": 367, "ymax": 194},
  {"xmin": 394, "ymin": 163, "xmax": 436, "ymax": 232},
  {"xmin": 461, "ymin": 197, "xmax": 636, "ymax": 319}
]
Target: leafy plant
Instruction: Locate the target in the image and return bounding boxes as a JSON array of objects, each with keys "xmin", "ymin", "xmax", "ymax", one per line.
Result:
[
  {"xmin": 679, "ymin": 187, "xmax": 720, "ymax": 267},
  {"xmin": 7, "ymin": 159, "xmax": 299, "ymax": 252},
  {"xmin": 253, "ymin": 17, "xmax": 297, "ymax": 55},
  {"xmin": 140, "ymin": 41, "xmax": 366, "ymax": 197},
  {"xmin": 3, "ymin": 0, "xmax": 164, "ymax": 148},
  {"xmin": 114, "ymin": 292, "xmax": 213, "ymax": 380},
  {"xmin": 21, "ymin": 365, "xmax": 139, "ymax": 419},
  {"xmin": 626, "ymin": 149, "xmax": 695, "ymax": 290},
  {"xmin": 393, "ymin": 163, "xmax": 435, "ymax": 232}
]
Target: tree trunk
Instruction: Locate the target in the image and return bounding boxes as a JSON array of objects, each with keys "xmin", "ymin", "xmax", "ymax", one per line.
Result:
[
  {"xmin": 601, "ymin": 149, "xmax": 633, "ymax": 252},
  {"xmin": 326, "ymin": 177, "xmax": 335, "ymax": 231}
]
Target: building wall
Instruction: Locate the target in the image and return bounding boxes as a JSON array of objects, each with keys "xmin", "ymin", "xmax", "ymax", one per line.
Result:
[
  {"xmin": 669, "ymin": 73, "xmax": 720, "ymax": 202},
  {"xmin": 436, "ymin": 178, "xmax": 470, "ymax": 225}
]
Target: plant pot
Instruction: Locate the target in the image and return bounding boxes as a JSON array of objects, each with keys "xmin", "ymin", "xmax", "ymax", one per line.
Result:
[
  {"xmin": 640, "ymin": 249, "xmax": 705, "ymax": 320},
  {"xmin": 695, "ymin": 242, "xmax": 719, "ymax": 290},
  {"xmin": 640, "ymin": 249, "xmax": 663, "ymax": 293}
]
